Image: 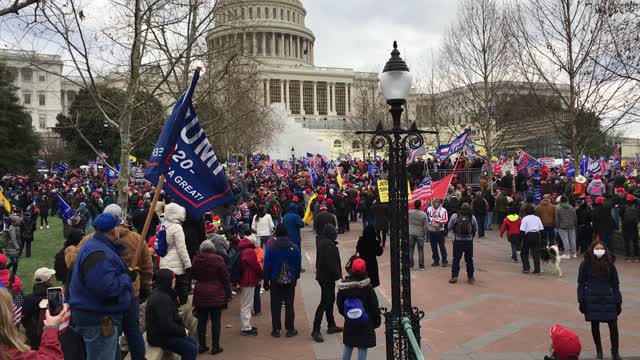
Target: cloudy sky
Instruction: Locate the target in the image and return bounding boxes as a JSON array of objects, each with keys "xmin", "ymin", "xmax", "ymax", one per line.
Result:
[{"xmin": 303, "ymin": 0, "xmax": 459, "ymax": 72}]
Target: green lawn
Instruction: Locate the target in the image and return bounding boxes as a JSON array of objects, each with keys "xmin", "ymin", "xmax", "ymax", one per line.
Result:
[{"xmin": 16, "ymin": 216, "xmax": 66, "ymax": 292}]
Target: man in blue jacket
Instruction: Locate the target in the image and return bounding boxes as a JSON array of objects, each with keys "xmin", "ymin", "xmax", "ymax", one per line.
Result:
[
  {"xmin": 263, "ymin": 224, "xmax": 301, "ymax": 338},
  {"xmin": 69, "ymin": 213, "xmax": 134, "ymax": 360},
  {"xmin": 283, "ymin": 202, "xmax": 305, "ymax": 270}
]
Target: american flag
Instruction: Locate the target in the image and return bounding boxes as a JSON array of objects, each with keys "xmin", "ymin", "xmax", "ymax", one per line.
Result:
[
  {"xmin": 411, "ymin": 176, "xmax": 433, "ymax": 201},
  {"xmin": 406, "ymin": 145, "xmax": 426, "ymax": 165}
]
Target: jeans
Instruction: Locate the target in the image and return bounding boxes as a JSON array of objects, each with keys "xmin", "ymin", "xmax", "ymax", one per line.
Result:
[
  {"xmin": 21, "ymin": 237, "xmax": 33, "ymax": 257},
  {"xmin": 254, "ymin": 285, "xmax": 261, "ymax": 314},
  {"xmin": 196, "ymin": 307, "xmax": 222, "ymax": 350},
  {"xmin": 429, "ymin": 231, "xmax": 447, "ymax": 264},
  {"xmin": 508, "ymin": 234, "xmax": 521, "ymax": 261},
  {"xmin": 72, "ymin": 310, "xmax": 122, "ymax": 360},
  {"xmin": 451, "ymin": 241, "xmax": 474, "ymax": 278},
  {"xmin": 270, "ymin": 283, "xmax": 295, "ymax": 331},
  {"xmin": 622, "ymin": 223, "xmax": 640, "ymax": 257},
  {"xmin": 163, "ymin": 336, "xmax": 198, "ymax": 360},
  {"xmin": 556, "ymin": 228, "xmax": 577, "ymax": 256},
  {"xmin": 41, "ymin": 213, "xmax": 49, "ymax": 226},
  {"xmin": 409, "ymin": 235, "xmax": 425, "ymax": 268},
  {"xmin": 343, "ymin": 346, "xmax": 368, "ymax": 360},
  {"xmin": 474, "ymin": 213, "xmax": 486, "ymax": 237},
  {"xmin": 577, "ymin": 225, "xmax": 592, "ymax": 253},
  {"xmin": 260, "ymin": 236, "xmax": 270, "ymax": 249},
  {"xmin": 240, "ymin": 286, "xmax": 255, "ymax": 331},
  {"xmin": 485, "ymin": 211, "xmax": 493, "ymax": 230},
  {"xmin": 122, "ymin": 297, "xmax": 145, "ymax": 360},
  {"xmin": 313, "ymin": 280, "xmax": 337, "ymax": 331},
  {"xmin": 521, "ymin": 232, "xmax": 541, "ymax": 273},
  {"xmin": 542, "ymin": 226, "xmax": 555, "ymax": 247}
]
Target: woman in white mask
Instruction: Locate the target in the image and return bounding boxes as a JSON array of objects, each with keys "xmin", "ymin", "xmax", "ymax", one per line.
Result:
[{"xmin": 577, "ymin": 240, "xmax": 623, "ymax": 360}]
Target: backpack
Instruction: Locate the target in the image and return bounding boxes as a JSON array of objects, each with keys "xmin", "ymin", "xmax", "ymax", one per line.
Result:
[
  {"xmin": 153, "ymin": 224, "xmax": 168, "ymax": 257},
  {"xmin": 275, "ymin": 252, "xmax": 293, "ymax": 285},
  {"xmin": 343, "ymin": 297, "xmax": 369, "ymax": 327},
  {"xmin": 227, "ymin": 247, "xmax": 243, "ymax": 282},
  {"xmin": 455, "ymin": 215, "xmax": 473, "ymax": 237}
]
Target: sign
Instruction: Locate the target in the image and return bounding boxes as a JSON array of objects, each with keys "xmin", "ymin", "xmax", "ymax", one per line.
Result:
[
  {"xmin": 377, "ymin": 180, "xmax": 389, "ymax": 203},
  {"xmin": 539, "ymin": 157, "xmax": 556, "ymax": 168}
]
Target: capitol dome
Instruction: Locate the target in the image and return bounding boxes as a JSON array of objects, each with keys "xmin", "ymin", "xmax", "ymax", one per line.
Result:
[{"xmin": 207, "ymin": 0, "xmax": 316, "ymax": 66}]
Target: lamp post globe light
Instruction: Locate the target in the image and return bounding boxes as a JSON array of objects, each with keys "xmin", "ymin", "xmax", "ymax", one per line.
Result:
[
  {"xmin": 291, "ymin": 146, "xmax": 296, "ymax": 173},
  {"xmin": 357, "ymin": 41, "xmax": 435, "ymax": 360}
]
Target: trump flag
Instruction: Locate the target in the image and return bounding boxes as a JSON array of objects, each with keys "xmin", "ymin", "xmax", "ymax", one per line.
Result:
[{"xmin": 145, "ymin": 70, "xmax": 233, "ymax": 218}]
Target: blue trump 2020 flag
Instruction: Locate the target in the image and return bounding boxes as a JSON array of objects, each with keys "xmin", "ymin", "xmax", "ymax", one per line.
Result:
[
  {"xmin": 145, "ymin": 70, "xmax": 233, "ymax": 218},
  {"xmin": 56, "ymin": 193, "xmax": 76, "ymax": 223}
]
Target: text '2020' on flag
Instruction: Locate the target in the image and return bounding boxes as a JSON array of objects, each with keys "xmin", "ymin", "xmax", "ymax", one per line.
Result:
[{"xmin": 145, "ymin": 70, "xmax": 233, "ymax": 218}]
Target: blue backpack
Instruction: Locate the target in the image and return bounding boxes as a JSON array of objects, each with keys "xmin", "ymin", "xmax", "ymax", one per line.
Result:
[
  {"xmin": 343, "ymin": 297, "xmax": 369, "ymax": 327},
  {"xmin": 154, "ymin": 225, "xmax": 168, "ymax": 257},
  {"xmin": 227, "ymin": 247, "xmax": 242, "ymax": 282}
]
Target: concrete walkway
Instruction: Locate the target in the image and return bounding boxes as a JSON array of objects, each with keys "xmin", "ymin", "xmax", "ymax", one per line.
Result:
[{"xmin": 200, "ymin": 223, "xmax": 640, "ymax": 359}]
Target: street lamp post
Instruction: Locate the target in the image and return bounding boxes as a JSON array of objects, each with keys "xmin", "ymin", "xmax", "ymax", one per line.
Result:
[
  {"xmin": 291, "ymin": 146, "xmax": 296, "ymax": 174},
  {"xmin": 357, "ymin": 41, "xmax": 435, "ymax": 360}
]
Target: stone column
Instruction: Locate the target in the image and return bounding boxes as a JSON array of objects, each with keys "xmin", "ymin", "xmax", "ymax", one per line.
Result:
[
  {"xmin": 331, "ymin": 83, "xmax": 336, "ymax": 115},
  {"xmin": 281, "ymin": 33, "xmax": 285, "ymax": 58},
  {"xmin": 285, "ymin": 80, "xmax": 290, "ymax": 111},
  {"xmin": 252, "ymin": 32, "xmax": 257, "ymax": 56},
  {"xmin": 344, "ymin": 83, "xmax": 349, "ymax": 115},
  {"xmin": 289, "ymin": 35, "xmax": 293, "ymax": 58},
  {"xmin": 261, "ymin": 32, "xmax": 266, "ymax": 56},
  {"xmin": 279, "ymin": 79, "xmax": 284, "ymax": 103},
  {"xmin": 265, "ymin": 79, "xmax": 270, "ymax": 105},
  {"xmin": 300, "ymin": 81, "xmax": 305, "ymax": 115},
  {"xmin": 348, "ymin": 84, "xmax": 353, "ymax": 114},
  {"xmin": 242, "ymin": 33, "xmax": 246, "ymax": 55},
  {"xmin": 313, "ymin": 81, "xmax": 318, "ymax": 115},
  {"xmin": 271, "ymin": 32, "xmax": 276, "ymax": 56}
]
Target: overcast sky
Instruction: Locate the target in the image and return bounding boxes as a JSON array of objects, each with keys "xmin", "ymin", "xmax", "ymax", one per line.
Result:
[{"xmin": 303, "ymin": 0, "xmax": 459, "ymax": 72}]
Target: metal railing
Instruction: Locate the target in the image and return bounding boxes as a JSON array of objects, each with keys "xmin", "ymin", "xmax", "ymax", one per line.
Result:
[
  {"xmin": 402, "ymin": 317, "xmax": 425, "ymax": 360},
  {"xmin": 428, "ymin": 169, "xmax": 483, "ymax": 187}
]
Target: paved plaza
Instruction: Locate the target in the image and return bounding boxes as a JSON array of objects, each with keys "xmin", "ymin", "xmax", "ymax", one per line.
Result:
[{"xmin": 204, "ymin": 223, "xmax": 640, "ymax": 360}]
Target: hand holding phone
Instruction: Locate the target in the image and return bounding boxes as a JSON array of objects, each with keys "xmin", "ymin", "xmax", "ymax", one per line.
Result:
[{"xmin": 47, "ymin": 287, "xmax": 64, "ymax": 316}]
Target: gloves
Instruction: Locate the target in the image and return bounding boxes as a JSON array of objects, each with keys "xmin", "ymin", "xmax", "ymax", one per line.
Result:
[
  {"xmin": 579, "ymin": 303, "xmax": 585, "ymax": 314},
  {"xmin": 139, "ymin": 288, "xmax": 150, "ymax": 303},
  {"xmin": 617, "ymin": 303, "xmax": 622, "ymax": 315},
  {"xmin": 127, "ymin": 268, "xmax": 138, "ymax": 282},
  {"xmin": 263, "ymin": 281, "xmax": 270, "ymax": 292}
]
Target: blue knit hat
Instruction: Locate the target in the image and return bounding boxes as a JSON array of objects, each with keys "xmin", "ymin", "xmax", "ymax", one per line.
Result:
[{"xmin": 93, "ymin": 213, "xmax": 122, "ymax": 232}]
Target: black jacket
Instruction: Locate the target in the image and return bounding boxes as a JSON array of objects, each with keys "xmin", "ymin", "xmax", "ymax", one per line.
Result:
[
  {"xmin": 315, "ymin": 224, "xmax": 342, "ymax": 283},
  {"xmin": 22, "ymin": 282, "xmax": 48, "ymax": 349},
  {"xmin": 592, "ymin": 203, "xmax": 617, "ymax": 235},
  {"xmin": 371, "ymin": 203, "xmax": 389, "ymax": 232},
  {"xmin": 336, "ymin": 276, "xmax": 381, "ymax": 348},
  {"xmin": 576, "ymin": 204, "xmax": 592, "ymax": 226},
  {"xmin": 577, "ymin": 258, "xmax": 622, "ymax": 322},
  {"xmin": 145, "ymin": 270, "xmax": 187, "ymax": 346},
  {"xmin": 620, "ymin": 204, "xmax": 639, "ymax": 226},
  {"xmin": 313, "ymin": 210, "xmax": 337, "ymax": 234},
  {"xmin": 356, "ymin": 230, "xmax": 383, "ymax": 288}
]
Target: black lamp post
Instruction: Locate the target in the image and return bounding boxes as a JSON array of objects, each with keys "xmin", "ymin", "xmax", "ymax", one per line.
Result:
[
  {"xmin": 291, "ymin": 146, "xmax": 296, "ymax": 173},
  {"xmin": 357, "ymin": 41, "xmax": 435, "ymax": 360}
]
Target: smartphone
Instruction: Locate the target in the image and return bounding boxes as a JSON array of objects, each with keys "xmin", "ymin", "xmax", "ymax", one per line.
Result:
[{"xmin": 47, "ymin": 287, "xmax": 64, "ymax": 316}]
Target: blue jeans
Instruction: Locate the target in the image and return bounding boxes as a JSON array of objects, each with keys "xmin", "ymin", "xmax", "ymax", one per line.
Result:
[
  {"xmin": 343, "ymin": 346, "xmax": 368, "ymax": 360},
  {"xmin": 429, "ymin": 231, "xmax": 447, "ymax": 264},
  {"xmin": 485, "ymin": 211, "xmax": 493, "ymax": 230},
  {"xmin": 451, "ymin": 241, "xmax": 474, "ymax": 278},
  {"xmin": 163, "ymin": 336, "xmax": 198, "ymax": 360},
  {"xmin": 542, "ymin": 226, "xmax": 555, "ymax": 247},
  {"xmin": 122, "ymin": 297, "xmax": 145, "ymax": 360},
  {"xmin": 72, "ymin": 310, "xmax": 122, "ymax": 360},
  {"xmin": 254, "ymin": 285, "xmax": 261, "ymax": 314}
]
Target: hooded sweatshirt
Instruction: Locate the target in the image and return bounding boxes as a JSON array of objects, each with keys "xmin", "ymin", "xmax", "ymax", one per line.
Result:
[
  {"xmin": 588, "ymin": 179, "xmax": 606, "ymax": 197},
  {"xmin": 160, "ymin": 203, "xmax": 191, "ymax": 275},
  {"xmin": 283, "ymin": 202, "xmax": 304, "ymax": 246},
  {"xmin": 263, "ymin": 236, "xmax": 302, "ymax": 284},
  {"xmin": 315, "ymin": 224, "xmax": 342, "ymax": 282},
  {"xmin": 500, "ymin": 214, "xmax": 522, "ymax": 237},
  {"xmin": 145, "ymin": 269, "xmax": 187, "ymax": 346},
  {"xmin": 536, "ymin": 199, "xmax": 556, "ymax": 227}
]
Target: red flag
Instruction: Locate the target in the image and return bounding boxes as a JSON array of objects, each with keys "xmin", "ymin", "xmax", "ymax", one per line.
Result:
[{"xmin": 409, "ymin": 173, "xmax": 454, "ymax": 209}]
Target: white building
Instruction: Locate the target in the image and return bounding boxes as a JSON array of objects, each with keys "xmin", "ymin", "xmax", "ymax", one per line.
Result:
[
  {"xmin": 0, "ymin": 49, "xmax": 81, "ymax": 132},
  {"xmin": 206, "ymin": 0, "xmax": 378, "ymax": 158}
]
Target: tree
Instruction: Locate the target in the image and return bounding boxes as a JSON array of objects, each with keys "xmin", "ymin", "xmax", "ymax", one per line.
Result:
[
  {"xmin": 347, "ymin": 74, "xmax": 387, "ymax": 160},
  {"xmin": 0, "ymin": 0, "xmax": 38, "ymax": 17},
  {"xmin": 54, "ymin": 87, "xmax": 164, "ymax": 165},
  {"xmin": 0, "ymin": 62, "xmax": 40, "ymax": 174},
  {"xmin": 596, "ymin": 1, "xmax": 640, "ymax": 84},
  {"xmin": 509, "ymin": 0, "xmax": 640, "ymax": 174},
  {"xmin": 440, "ymin": 0, "xmax": 516, "ymax": 188},
  {"xmin": 38, "ymin": 133, "xmax": 72, "ymax": 164}
]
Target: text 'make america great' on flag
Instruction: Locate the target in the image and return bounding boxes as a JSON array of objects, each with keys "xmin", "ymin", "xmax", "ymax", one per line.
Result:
[{"xmin": 145, "ymin": 70, "xmax": 233, "ymax": 218}]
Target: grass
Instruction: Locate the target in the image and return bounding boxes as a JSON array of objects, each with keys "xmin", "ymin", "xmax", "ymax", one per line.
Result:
[{"xmin": 15, "ymin": 216, "xmax": 66, "ymax": 292}]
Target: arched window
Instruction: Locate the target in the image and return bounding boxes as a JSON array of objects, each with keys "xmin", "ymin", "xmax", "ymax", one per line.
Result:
[
  {"xmin": 352, "ymin": 141, "xmax": 361, "ymax": 150},
  {"xmin": 333, "ymin": 139, "xmax": 342, "ymax": 148}
]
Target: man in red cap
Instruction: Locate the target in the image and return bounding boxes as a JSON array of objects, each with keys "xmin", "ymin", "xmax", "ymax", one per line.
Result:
[
  {"xmin": 0, "ymin": 253, "xmax": 23, "ymax": 294},
  {"xmin": 545, "ymin": 324, "xmax": 581, "ymax": 360},
  {"xmin": 620, "ymin": 194, "xmax": 639, "ymax": 261}
]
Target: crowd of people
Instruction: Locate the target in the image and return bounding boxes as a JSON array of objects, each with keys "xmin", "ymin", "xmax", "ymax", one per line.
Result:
[{"xmin": 0, "ymin": 153, "xmax": 636, "ymax": 360}]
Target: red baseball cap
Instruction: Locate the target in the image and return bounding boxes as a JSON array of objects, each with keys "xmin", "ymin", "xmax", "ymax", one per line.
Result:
[
  {"xmin": 292, "ymin": 196, "xmax": 299, "ymax": 202},
  {"xmin": 205, "ymin": 221, "xmax": 216, "ymax": 234},
  {"xmin": 550, "ymin": 324, "xmax": 581, "ymax": 360},
  {"xmin": 626, "ymin": 194, "xmax": 636, "ymax": 202},
  {"xmin": 327, "ymin": 198, "xmax": 334, "ymax": 205},
  {"xmin": 351, "ymin": 258, "xmax": 367, "ymax": 274},
  {"xmin": 595, "ymin": 196, "xmax": 605, "ymax": 205}
]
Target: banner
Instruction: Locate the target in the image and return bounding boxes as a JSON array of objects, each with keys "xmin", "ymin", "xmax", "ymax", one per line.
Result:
[
  {"xmin": 539, "ymin": 157, "xmax": 555, "ymax": 168},
  {"xmin": 367, "ymin": 163, "xmax": 379, "ymax": 175},
  {"xmin": 56, "ymin": 193, "xmax": 76, "ymax": 223},
  {"xmin": 377, "ymin": 180, "xmax": 389, "ymax": 203},
  {"xmin": 0, "ymin": 192, "xmax": 11, "ymax": 213},
  {"xmin": 145, "ymin": 70, "xmax": 232, "ymax": 218},
  {"xmin": 430, "ymin": 129, "xmax": 470, "ymax": 161},
  {"xmin": 303, "ymin": 193, "xmax": 317, "ymax": 224},
  {"xmin": 517, "ymin": 150, "xmax": 542, "ymax": 177},
  {"xmin": 610, "ymin": 143, "xmax": 621, "ymax": 169}
]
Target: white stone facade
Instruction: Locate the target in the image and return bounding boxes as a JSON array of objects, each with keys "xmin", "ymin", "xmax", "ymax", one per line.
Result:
[
  {"xmin": 0, "ymin": 49, "xmax": 81, "ymax": 132},
  {"xmin": 207, "ymin": 0, "xmax": 378, "ymax": 158}
]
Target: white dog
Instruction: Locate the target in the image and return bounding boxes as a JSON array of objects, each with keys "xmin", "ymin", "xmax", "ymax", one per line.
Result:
[{"xmin": 540, "ymin": 245, "xmax": 563, "ymax": 277}]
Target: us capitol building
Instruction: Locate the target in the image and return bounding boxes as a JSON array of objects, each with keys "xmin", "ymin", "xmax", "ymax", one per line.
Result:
[{"xmin": 206, "ymin": 0, "xmax": 378, "ymax": 158}]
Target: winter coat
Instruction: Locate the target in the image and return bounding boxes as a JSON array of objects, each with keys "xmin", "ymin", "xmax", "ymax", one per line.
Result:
[
  {"xmin": 146, "ymin": 270, "xmax": 187, "ymax": 346},
  {"xmin": 576, "ymin": 204, "xmax": 592, "ymax": 226},
  {"xmin": 38, "ymin": 199, "xmax": 49, "ymax": 216},
  {"xmin": 0, "ymin": 327, "xmax": 64, "ymax": 360},
  {"xmin": 65, "ymin": 226, "xmax": 153, "ymax": 297},
  {"xmin": 21, "ymin": 216, "xmax": 35, "ymax": 241},
  {"xmin": 500, "ymin": 214, "xmax": 522, "ymax": 237},
  {"xmin": 494, "ymin": 193, "xmax": 509, "ymax": 214},
  {"xmin": 252, "ymin": 214, "xmax": 274, "ymax": 237},
  {"xmin": 6, "ymin": 217, "xmax": 21, "ymax": 257},
  {"xmin": 472, "ymin": 198, "xmax": 488, "ymax": 215},
  {"xmin": 192, "ymin": 251, "xmax": 230, "ymax": 308},
  {"xmin": 336, "ymin": 277, "xmax": 381, "ymax": 348},
  {"xmin": 21, "ymin": 282, "xmax": 48, "ymax": 349},
  {"xmin": 408, "ymin": 209, "xmax": 428, "ymax": 237},
  {"xmin": 160, "ymin": 203, "xmax": 191, "ymax": 275},
  {"xmin": 587, "ymin": 179, "xmax": 606, "ymax": 197},
  {"xmin": 371, "ymin": 202, "xmax": 389, "ymax": 232},
  {"xmin": 313, "ymin": 210, "xmax": 337, "ymax": 234},
  {"xmin": 535, "ymin": 199, "xmax": 556, "ymax": 227},
  {"xmin": 356, "ymin": 233, "xmax": 383, "ymax": 287},
  {"xmin": 283, "ymin": 203, "xmax": 304, "ymax": 247},
  {"xmin": 238, "ymin": 238, "xmax": 263, "ymax": 287},
  {"xmin": 263, "ymin": 236, "xmax": 301, "ymax": 284},
  {"xmin": 183, "ymin": 214, "xmax": 206, "ymax": 259},
  {"xmin": 208, "ymin": 233, "xmax": 229, "ymax": 261},
  {"xmin": 620, "ymin": 204, "xmax": 639, "ymax": 226},
  {"xmin": 577, "ymin": 258, "xmax": 622, "ymax": 322},
  {"xmin": 448, "ymin": 213, "xmax": 478, "ymax": 241},
  {"xmin": 315, "ymin": 224, "xmax": 342, "ymax": 283},
  {"xmin": 592, "ymin": 204, "xmax": 616, "ymax": 235},
  {"xmin": 555, "ymin": 204, "xmax": 577, "ymax": 230},
  {"xmin": 0, "ymin": 268, "xmax": 23, "ymax": 293}
]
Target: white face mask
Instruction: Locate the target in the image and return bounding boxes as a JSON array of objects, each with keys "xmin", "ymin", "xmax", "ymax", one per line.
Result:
[{"xmin": 594, "ymin": 249, "xmax": 606, "ymax": 258}]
